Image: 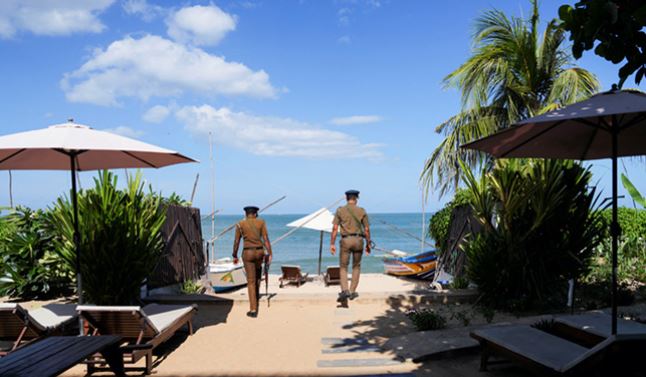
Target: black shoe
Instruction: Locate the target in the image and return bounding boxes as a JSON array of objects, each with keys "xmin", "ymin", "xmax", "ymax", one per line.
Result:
[
  {"xmin": 247, "ymin": 311, "xmax": 258, "ymax": 318},
  {"xmin": 349, "ymin": 292, "xmax": 359, "ymax": 300},
  {"xmin": 337, "ymin": 291, "xmax": 350, "ymax": 303}
]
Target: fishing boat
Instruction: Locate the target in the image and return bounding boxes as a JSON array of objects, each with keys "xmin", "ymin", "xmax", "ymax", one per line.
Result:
[
  {"xmin": 383, "ymin": 249, "xmax": 438, "ymax": 280},
  {"xmin": 209, "ymin": 258, "xmax": 247, "ymax": 292}
]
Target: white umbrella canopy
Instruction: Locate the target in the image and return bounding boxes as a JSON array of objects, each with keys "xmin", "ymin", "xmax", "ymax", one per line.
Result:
[
  {"xmin": 0, "ymin": 120, "xmax": 196, "ymax": 309},
  {"xmin": 0, "ymin": 121, "xmax": 195, "ymax": 169},
  {"xmin": 286, "ymin": 208, "xmax": 335, "ymax": 233}
]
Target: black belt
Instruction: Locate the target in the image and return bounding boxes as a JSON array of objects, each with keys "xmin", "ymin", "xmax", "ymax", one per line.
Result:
[
  {"xmin": 243, "ymin": 246, "xmax": 264, "ymax": 250},
  {"xmin": 342, "ymin": 233, "xmax": 364, "ymax": 238}
]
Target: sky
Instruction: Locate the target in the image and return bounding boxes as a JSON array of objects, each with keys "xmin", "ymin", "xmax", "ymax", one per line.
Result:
[{"xmin": 0, "ymin": 0, "xmax": 644, "ymax": 215}]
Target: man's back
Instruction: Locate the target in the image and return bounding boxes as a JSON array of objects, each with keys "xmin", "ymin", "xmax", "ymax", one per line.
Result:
[{"xmin": 334, "ymin": 204, "xmax": 369, "ymax": 236}]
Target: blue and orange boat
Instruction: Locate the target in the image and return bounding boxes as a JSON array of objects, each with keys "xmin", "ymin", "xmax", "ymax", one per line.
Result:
[{"xmin": 382, "ymin": 249, "xmax": 437, "ymax": 280}]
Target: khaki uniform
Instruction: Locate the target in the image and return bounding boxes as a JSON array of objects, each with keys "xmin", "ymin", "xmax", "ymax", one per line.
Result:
[
  {"xmin": 234, "ymin": 217, "xmax": 268, "ymax": 312},
  {"xmin": 333, "ymin": 204, "xmax": 369, "ymax": 293}
]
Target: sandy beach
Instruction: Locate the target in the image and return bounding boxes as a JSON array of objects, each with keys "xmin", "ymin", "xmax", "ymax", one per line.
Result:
[{"xmin": 53, "ymin": 274, "xmax": 536, "ymax": 377}]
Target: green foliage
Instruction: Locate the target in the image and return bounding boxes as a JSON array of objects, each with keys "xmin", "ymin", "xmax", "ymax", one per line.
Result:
[
  {"xmin": 451, "ymin": 275, "xmax": 470, "ymax": 289},
  {"xmin": 585, "ymin": 236, "xmax": 646, "ymax": 285},
  {"xmin": 449, "ymin": 309, "xmax": 472, "ymax": 327},
  {"xmin": 428, "ymin": 189, "xmax": 470, "ymax": 252},
  {"xmin": 47, "ymin": 171, "xmax": 166, "ymax": 305},
  {"xmin": 477, "ymin": 306, "xmax": 496, "ymax": 324},
  {"xmin": 422, "ymin": 0, "xmax": 599, "ymax": 196},
  {"xmin": 575, "ymin": 281, "xmax": 635, "ymax": 310},
  {"xmin": 599, "ymin": 207, "xmax": 646, "ymax": 240},
  {"xmin": 162, "ymin": 192, "xmax": 191, "ymax": 207},
  {"xmin": 0, "ymin": 207, "xmax": 72, "ymax": 299},
  {"xmin": 406, "ymin": 308, "xmax": 447, "ymax": 331},
  {"xmin": 461, "ymin": 159, "xmax": 605, "ymax": 311},
  {"xmin": 180, "ymin": 279, "xmax": 202, "ymax": 294},
  {"xmin": 559, "ymin": 0, "xmax": 646, "ymax": 87},
  {"xmin": 621, "ymin": 174, "xmax": 646, "ymax": 208}
]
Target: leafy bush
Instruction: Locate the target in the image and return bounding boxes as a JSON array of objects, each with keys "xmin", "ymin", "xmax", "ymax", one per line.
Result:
[
  {"xmin": 47, "ymin": 171, "xmax": 166, "ymax": 305},
  {"xmin": 451, "ymin": 275, "xmax": 469, "ymax": 289},
  {"xmin": 180, "ymin": 279, "xmax": 203, "ymax": 294},
  {"xmin": 585, "ymin": 236, "xmax": 646, "ymax": 285},
  {"xmin": 162, "ymin": 192, "xmax": 191, "ymax": 207},
  {"xmin": 461, "ymin": 159, "xmax": 605, "ymax": 311},
  {"xmin": 406, "ymin": 308, "xmax": 447, "ymax": 331},
  {"xmin": 575, "ymin": 281, "xmax": 635, "ymax": 310},
  {"xmin": 428, "ymin": 189, "xmax": 470, "ymax": 252},
  {"xmin": 598, "ymin": 207, "xmax": 646, "ymax": 241},
  {"xmin": 0, "ymin": 207, "xmax": 72, "ymax": 298}
]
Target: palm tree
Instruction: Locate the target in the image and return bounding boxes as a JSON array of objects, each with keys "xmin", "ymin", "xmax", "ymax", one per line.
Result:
[{"xmin": 422, "ymin": 0, "xmax": 599, "ymax": 197}]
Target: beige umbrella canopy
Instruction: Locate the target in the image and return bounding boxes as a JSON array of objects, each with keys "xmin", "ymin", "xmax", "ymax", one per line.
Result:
[
  {"xmin": 463, "ymin": 88, "xmax": 646, "ymax": 335},
  {"xmin": 286, "ymin": 208, "xmax": 335, "ymax": 275},
  {"xmin": 0, "ymin": 120, "xmax": 196, "ymax": 304}
]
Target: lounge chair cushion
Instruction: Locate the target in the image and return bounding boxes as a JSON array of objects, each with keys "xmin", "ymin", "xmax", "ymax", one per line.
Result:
[
  {"xmin": 29, "ymin": 304, "xmax": 77, "ymax": 331},
  {"xmin": 555, "ymin": 313, "xmax": 646, "ymax": 338},
  {"xmin": 142, "ymin": 304, "xmax": 195, "ymax": 334},
  {"xmin": 472, "ymin": 325, "xmax": 589, "ymax": 372}
]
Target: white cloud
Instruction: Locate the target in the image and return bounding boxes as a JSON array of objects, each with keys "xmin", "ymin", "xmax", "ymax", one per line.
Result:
[
  {"xmin": 104, "ymin": 126, "xmax": 144, "ymax": 138},
  {"xmin": 166, "ymin": 4, "xmax": 236, "ymax": 46},
  {"xmin": 61, "ymin": 35, "xmax": 277, "ymax": 106},
  {"xmin": 330, "ymin": 115, "xmax": 383, "ymax": 125},
  {"xmin": 142, "ymin": 105, "xmax": 170, "ymax": 123},
  {"xmin": 176, "ymin": 105, "xmax": 383, "ymax": 159},
  {"xmin": 122, "ymin": 0, "xmax": 164, "ymax": 21},
  {"xmin": 0, "ymin": 0, "xmax": 114, "ymax": 38},
  {"xmin": 337, "ymin": 35, "xmax": 351, "ymax": 44}
]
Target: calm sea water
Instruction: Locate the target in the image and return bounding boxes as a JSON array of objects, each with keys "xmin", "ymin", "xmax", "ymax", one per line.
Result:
[{"xmin": 201, "ymin": 213, "xmax": 434, "ymax": 274}]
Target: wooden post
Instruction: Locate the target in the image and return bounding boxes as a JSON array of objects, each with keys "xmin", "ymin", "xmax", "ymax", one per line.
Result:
[{"xmin": 318, "ymin": 230, "xmax": 324, "ymax": 275}]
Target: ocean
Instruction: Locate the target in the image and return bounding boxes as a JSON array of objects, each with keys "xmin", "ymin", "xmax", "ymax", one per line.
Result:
[{"xmin": 202, "ymin": 212, "xmax": 434, "ymax": 274}]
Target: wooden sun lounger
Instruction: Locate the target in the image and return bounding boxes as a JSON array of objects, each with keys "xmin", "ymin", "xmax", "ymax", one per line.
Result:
[
  {"xmin": 279, "ymin": 265, "xmax": 309, "ymax": 288},
  {"xmin": 554, "ymin": 312, "xmax": 646, "ymax": 346},
  {"xmin": 0, "ymin": 303, "xmax": 77, "ymax": 356},
  {"xmin": 324, "ymin": 266, "xmax": 341, "ymax": 286},
  {"xmin": 78, "ymin": 303, "xmax": 197, "ymax": 375},
  {"xmin": 0, "ymin": 335, "xmax": 124, "ymax": 377},
  {"xmin": 471, "ymin": 324, "xmax": 646, "ymax": 376}
]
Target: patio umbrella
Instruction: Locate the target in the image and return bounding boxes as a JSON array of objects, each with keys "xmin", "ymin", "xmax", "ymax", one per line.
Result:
[
  {"xmin": 286, "ymin": 208, "xmax": 335, "ymax": 275},
  {"xmin": 462, "ymin": 88, "xmax": 646, "ymax": 335},
  {"xmin": 0, "ymin": 120, "xmax": 195, "ymax": 304}
]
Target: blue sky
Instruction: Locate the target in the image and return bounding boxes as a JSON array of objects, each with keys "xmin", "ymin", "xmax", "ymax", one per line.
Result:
[{"xmin": 0, "ymin": 0, "xmax": 643, "ymax": 215}]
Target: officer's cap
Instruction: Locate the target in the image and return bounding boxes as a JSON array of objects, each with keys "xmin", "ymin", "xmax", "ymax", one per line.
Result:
[
  {"xmin": 345, "ymin": 189, "xmax": 360, "ymax": 197},
  {"xmin": 244, "ymin": 206, "xmax": 260, "ymax": 213}
]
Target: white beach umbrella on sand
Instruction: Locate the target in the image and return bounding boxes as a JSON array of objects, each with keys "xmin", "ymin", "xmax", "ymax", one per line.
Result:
[
  {"xmin": 0, "ymin": 120, "xmax": 196, "ymax": 305},
  {"xmin": 287, "ymin": 208, "xmax": 335, "ymax": 275}
]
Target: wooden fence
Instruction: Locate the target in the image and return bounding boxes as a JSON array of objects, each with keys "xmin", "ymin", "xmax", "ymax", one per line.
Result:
[{"xmin": 147, "ymin": 205, "xmax": 206, "ymax": 289}]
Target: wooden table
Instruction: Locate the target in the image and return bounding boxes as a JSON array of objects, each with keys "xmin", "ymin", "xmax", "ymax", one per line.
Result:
[{"xmin": 0, "ymin": 335, "xmax": 124, "ymax": 377}]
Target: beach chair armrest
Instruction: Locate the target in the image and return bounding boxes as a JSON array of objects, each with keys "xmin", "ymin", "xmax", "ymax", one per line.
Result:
[{"xmin": 121, "ymin": 343, "xmax": 154, "ymax": 351}]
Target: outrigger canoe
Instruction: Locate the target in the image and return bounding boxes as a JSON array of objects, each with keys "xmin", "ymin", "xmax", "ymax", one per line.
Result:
[{"xmin": 383, "ymin": 249, "xmax": 437, "ymax": 280}]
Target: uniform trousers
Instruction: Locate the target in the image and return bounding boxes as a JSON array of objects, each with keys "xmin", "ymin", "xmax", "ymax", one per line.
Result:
[
  {"xmin": 243, "ymin": 248, "xmax": 265, "ymax": 312},
  {"xmin": 339, "ymin": 236, "xmax": 364, "ymax": 293}
]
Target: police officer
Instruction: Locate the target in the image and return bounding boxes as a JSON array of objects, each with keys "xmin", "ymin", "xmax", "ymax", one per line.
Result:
[
  {"xmin": 233, "ymin": 206, "xmax": 273, "ymax": 317},
  {"xmin": 330, "ymin": 190, "xmax": 371, "ymax": 302}
]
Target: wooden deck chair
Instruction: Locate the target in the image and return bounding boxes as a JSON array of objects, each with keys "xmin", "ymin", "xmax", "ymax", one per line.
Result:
[
  {"xmin": 554, "ymin": 312, "xmax": 646, "ymax": 346},
  {"xmin": 324, "ymin": 266, "xmax": 341, "ymax": 287},
  {"xmin": 279, "ymin": 265, "xmax": 308, "ymax": 288},
  {"xmin": 0, "ymin": 303, "xmax": 77, "ymax": 356},
  {"xmin": 471, "ymin": 324, "xmax": 646, "ymax": 376},
  {"xmin": 78, "ymin": 303, "xmax": 197, "ymax": 375}
]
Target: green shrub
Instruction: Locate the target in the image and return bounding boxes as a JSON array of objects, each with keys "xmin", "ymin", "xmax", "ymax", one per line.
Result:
[
  {"xmin": 585, "ymin": 236, "xmax": 646, "ymax": 285},
  {"xmin": 47, "ymin": 171, "xmax": 166, "ymax": 305},
  {"xmin": 575, "ymin": 281, "xmax": 635, "ymax": 310},
  {"xmin": 451, "ymin": 275, "xmax": 469, "ymax": 289},
  {"xmin": 428, "ymin": 189, "xmax": 470, "ymax": 252},
  {"xmin": 461, "ymin": 159, "xmax": 605, "ymax": 311},
  {"xmin": 180, "ymin": 279, "xmax": 202, "ymax": 294},
  {"xmin": 406, "ymin": 308, "xmax": 447, "ymax": 331},
  {"xmin": 0, "ymin": 207, "xmax": 72, "ymax": 299},
  {"xmin": 598, "ymin": 207, "xmax": 646, "ymax": 240}
]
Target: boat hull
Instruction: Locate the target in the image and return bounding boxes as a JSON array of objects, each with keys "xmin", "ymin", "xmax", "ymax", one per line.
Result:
[
  {"xmin": 209, "ymin": 259, "xmax": 247, "ymax": 292},
  {"xmin": 383, "ymin": 250, "xmax": 437, "ymax": 280}
]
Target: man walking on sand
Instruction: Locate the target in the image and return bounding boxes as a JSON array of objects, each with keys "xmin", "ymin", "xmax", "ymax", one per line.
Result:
[
  {"xmin": 233, "ymin": 206, "xmax": 273, "ymax": 318},
  {"xmin": 330, "ymin": 190, "xmax": 371, "ymax": 303}
]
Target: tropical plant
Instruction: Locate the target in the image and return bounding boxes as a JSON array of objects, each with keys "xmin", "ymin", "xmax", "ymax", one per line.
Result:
[
  {"xmin": 428, "ymin": 189, "xmax": 470, "ymax": 252},
  {"xmin": 421, "ymin": 0, "xmax": 599, "ymax": 196},
  {"xmin": 461, "ymin": 159, "xmax": 605, "ymax": 310},
  {"xmin": 162, "ymin": 192, "xmax": 192, "ymax": 207},
  {"xmin": 621, "ymin": 173, "xmax": 646, "ymax": 209},
  {"xmin": 559, "ymin": 0, "xmax": 646, "ymax": 87},
  {"xmin": 47, "ymin": 171, "xmax": 166, "ymax": 305},
  {"xmin": 406, "ymin": 308, "xmax": 447, "ymax": 331},
  {"xmin": 0, "ymin": 207, "xmax": 72, "ymax": 298}
]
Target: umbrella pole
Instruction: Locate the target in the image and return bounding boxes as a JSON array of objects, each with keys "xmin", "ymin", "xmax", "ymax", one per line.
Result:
[
  {"xmin": 611, "ymin": 127, "xmax": 619, "ymax": 335},
  {"xmin": 69, "ymin": 156, "xmax": 82, "ymax": 305},
  {"xmin": 318, "ymin": 231, "xmax": 323, "ymax": 276}
]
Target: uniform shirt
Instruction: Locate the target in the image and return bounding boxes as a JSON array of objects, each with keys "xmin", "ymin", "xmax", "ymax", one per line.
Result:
[
  {"xmin": 235, "ymin": 217, "xmax": 268, "ymax": 249},
  {"xmin": 333, "ymin": 204, "xmax": 369, "ymax": 236}
]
